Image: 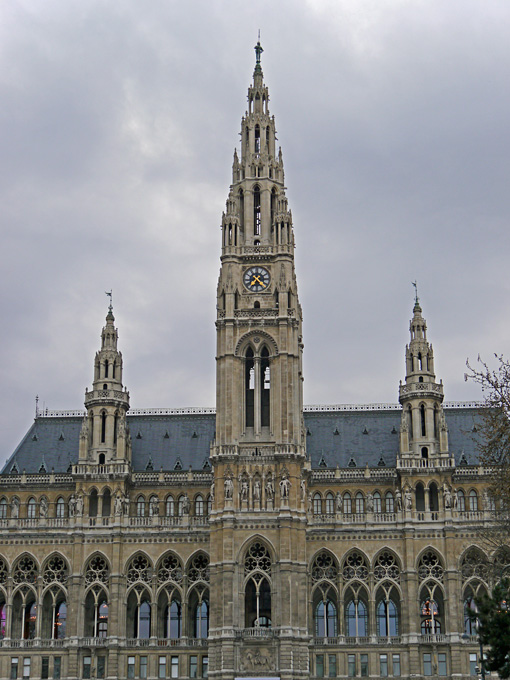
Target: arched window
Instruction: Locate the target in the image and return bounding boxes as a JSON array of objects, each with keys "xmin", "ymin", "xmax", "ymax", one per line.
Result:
[
  {"xmin": 56, "ymin": 498, "xmax": 65, "ymax": 518},
  {"xmin": 244, "ymin": 542, "xmax": 272, "ymax": 628},
  {"xmin": 420, "ymin": 596, "xmax": 441, "ymax": 633},
  {"xmin": 313, "ymin": 493, "xmax": 322, "ymax": 515},
  {"xmin": 12, "ymin": 589, "xmax": 37, "ymax": 639},
  {"xmin": 164, "ymin": 599, "xmax": 182, "ymax": 639},
  {"xmin": 429, "ymin": 483, "xmax": 439, "ymax": 512},
  {"xmin": 416, "ymin": 483, "xmax": 425, "ymax": 512},
  {"xmin": 315, "ymin": 599, "xmax": 337, "ymax": 637},
  {"xmin": 206, "ymin": 495, "xmax": 212, "ymax": 515},
  {"xmin": 0, "ymin": 498, "xmax": 7, "ymax": 519},
  {"xmin": 102, "ymin": 489, "xmax": 111, "ymax": 517},
  {"xmin": 136, "ymin": 496, "xmax": 145, "ymax": 517},
  {"xmin": 0, "ymin": 601, "xmax": 5, "ymax": 639},
  {"xmin": 469, "ymin": 490, "xmax": 479, "ymax": 512},
  {"xmin": 127, "ymin": 589, "xmax": 151, "ymax": 639},
  {"xmin": 194, "ymin": 598, "xmax": 209, "ymax": 638},
  {"xmin": 343, "ymin": 493, "xmax": 352, "ymax": 515},
  {"xmin": 104, "ymin": 360, "xmax": 109, "ymax": 378},
  {"xmin": 325, "ymin": 493, "xmax": 334, "ymax": 515},
  {"xmin": 27, "ymin": 498, "xmax": 36, "ymax": 519},
  {"xmin": 420, "ymin": 404, "xmax": 426, "ymax": 436},
  {"xmin": 373, "ymin": 492, "xmax": 382, "ymax": 513},
  {"xmin": 253, "ymin": 186, "xmax": 261, "ymax": 236},
  {"xmin": 407, "ymin": 406, "xmax": 413, "ymax": 438},
  {"xmin": 457, "ymin": 489, "xmax": 466, "ymax": 512},
  {"xmin": 89, "ymin": 490, "xmax": 98, "ymax": 518},
  {"xmin": 101, "ymin": 411, "xmax": 106, "ymax": 443},
  {"xmin": 245, "ymin": 347, "xmax": 255, "ymax": 428},
  {"xmin": 355, "ymin": 492, "xmax": 365, "ymax": 515},
  {"xmin": 345, "ymin": 595, "xmax": 368, "ymax": 637},
  {"xmin": 177, "ymin": 496, "xmax": 185, "ymax": 516},
  {"xmin": 254, "ymin": 125, "xmax": 260, "ymax": 153},
  {"xmin": 376, "ymin": 585, "xmax": 399, "ymax": 637},
  {"xmin": 261, "ymin": 346, "xmax": 270, "ymax": 428},
  {"xmin": 195, "ymin": 495, "xmax": 204, "ymax": 517},
  {"xmin": 385, "ymin": 492, "xmax": 394, "ymax": 513},
  {"xmin": 165, "ymin": 496, "xmax": 174, "ymax": 517}
]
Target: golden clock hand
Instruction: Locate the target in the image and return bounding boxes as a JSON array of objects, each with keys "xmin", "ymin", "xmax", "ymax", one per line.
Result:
[{"xmin": 251, "ymin": 275, "xmax": 264, "ymax": 286}]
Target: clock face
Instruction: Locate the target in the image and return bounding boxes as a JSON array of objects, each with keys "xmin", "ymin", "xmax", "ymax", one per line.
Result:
[{"xmin": 243, "ymin": 266, "xmax": 270, "ymax": 292}]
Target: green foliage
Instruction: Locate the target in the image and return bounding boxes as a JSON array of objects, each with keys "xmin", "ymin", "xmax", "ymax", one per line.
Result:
[{"xmin": 475, "ymin": 578, "xmax": 510, "ymax": 678}]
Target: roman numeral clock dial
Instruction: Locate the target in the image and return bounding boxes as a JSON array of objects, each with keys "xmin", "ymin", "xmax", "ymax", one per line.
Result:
[{"xmin": 243, "ymin": 266, "xmax": 270, "ymax": 292}]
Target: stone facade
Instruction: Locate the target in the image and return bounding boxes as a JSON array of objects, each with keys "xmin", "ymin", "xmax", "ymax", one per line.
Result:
[{"xmin": 0, "ymin": 42, "xmax": 503, "ymax": 680}]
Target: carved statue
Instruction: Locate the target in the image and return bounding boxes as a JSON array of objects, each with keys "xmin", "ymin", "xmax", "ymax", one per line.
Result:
[
  {"xmin": 11, "ymin": 497, "xmax": 19, "ymax": 518},
  {"xmin": 68, "ymin": 494, "xmax": 76, "ymax": 517},
  {"xmin": 150, "ymin": 496, "xmax": 159, "ymax": 516},
  {"xmin": 404, "ymin": 487, "xmax": 412, "ymax": 511},
  {"xmin": 453, "ymin": 488, "xmax": 459, "ymax": 510},
  {"xmin": 265, "ymin": 475, "xmax": 274, "ymax": 500},
  {"xmin": 279, "ymin": 472, "xmax": 290, "ymax": 499},
  {"xmin": 336, "ymin": 491, "xmax": 343, "ymax": 513},
  {"xmin": 300, "ymin": 478, "xmax": 306, "ymax": 502},
  {"xmin": 240, "ymin": 478, "xmax": 249, "ymax": 502},
  {"xmin": 123, "ymin": 493, "xmax": 130, "ymax": 516},
  {"xmin": 253, "ymin": 479, "xmax": 261, "ymax": 502},
  {"xmin": 40, "ymin": 497, "xmax": 48, "ymax": 518},
  {"xmin": 114, "ymin": 494, "xmax": 123, "ymax": 516},
  {"xmin": 308, "ymin": 492, "xmax": 313, "ymax": 514},
  {"xmin": 443, "ymin": 483, "xmax": 452, "ymax": 509},
  {"xmin": 395, "ymin": 488, "xmax": 402, "ymax": 512},
  {"xmin": 210, "ymin": 481, "xmax": 215, "ymax": 502},
  {"xmin": 366, "ymin": 493, "xmax": 374, "ymax": 513},
  {"xmin": 182, "ymin": 494, "xmax": 190, "ymax": 515},
  {"xmin": 224, "ymin": 475, "xmax": 234, "ymax": 500},
  {"xmin": 75, "ymin": 494, "xmax": 84, "ymax": 517}
]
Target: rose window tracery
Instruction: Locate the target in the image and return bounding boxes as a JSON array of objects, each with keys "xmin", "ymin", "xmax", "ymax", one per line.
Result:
[
  {"xmin": 43, "ymin": 556, "xmax": 69, "ymax": 585},
  {"xmin": 374, "ymin": 552, "xmax": 400, "ymax": 583},
  {"xmin": 13, "ymin": 556, "xmax": 38, "ymax": 584},
  {"xmin": 188, "ymin": 554, "xmax": 210, "ymax": 583},
  {"xmin": 157, "ymin": 554, "xmax": 183, "ymax": 585},
  {"xmin": 343, "ymin": 552, "xmax": 369, "ymax": 582},
  {"xmin": 311, "ymin": 552, "xmax": 338, "ymax": 583},
  {"xmin": 461, "ymin": 549, "xmax": 489, "ymax": 583},
  {"xmin": 127, "ymin": 554, "xmax": 152, "ymax": 584},
  {"xmin": 244, "ymin": 542, "xmax": 271, "ymax": 575},
  {"xmin": 418, "ymin": 551, "xmax": 444, "ymax": 582},
  {"xmin": 85, "ymin": 555, "xmax": 110, "ymax": 585}
]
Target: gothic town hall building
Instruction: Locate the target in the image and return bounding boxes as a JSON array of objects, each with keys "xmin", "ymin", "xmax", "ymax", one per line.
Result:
[{"xmin": 0, "ymin": 44, "xmax": 502, "ymax": 680}]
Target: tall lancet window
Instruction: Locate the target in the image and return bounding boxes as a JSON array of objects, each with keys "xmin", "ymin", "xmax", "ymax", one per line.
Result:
[
  {"xmin": 245, "ymin": 348, "xmax": 255, "ymax": 428},
  {"xmin": 261, "ymin": 347, "xmax": 270, "ymax": 428},
  {"xmin": 253, "ymin": 186, "xmax": 261, "ymax": 236},
  {"xmin": 254, "ymin": 125, "xmax": 260, "ymax": 153}
]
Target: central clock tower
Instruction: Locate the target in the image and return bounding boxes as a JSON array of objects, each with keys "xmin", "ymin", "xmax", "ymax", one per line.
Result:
[{"xmin": 209, "ymin": 43, "xmax": 309, "ymax": 680}]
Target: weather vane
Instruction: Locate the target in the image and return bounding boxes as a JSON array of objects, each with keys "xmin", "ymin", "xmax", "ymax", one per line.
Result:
[
  {"xmin": 411, "ymin": 280, "xmax": 419, "ymax": 304},
  {"xmin": 105, "ymin": 289, "xmax": 113, "ymax": 311}
]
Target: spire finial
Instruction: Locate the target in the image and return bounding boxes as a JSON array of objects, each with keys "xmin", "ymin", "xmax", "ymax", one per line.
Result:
[
  {"xmin": 412, "ymin": 280, "xmax": 419, "ymax": 305},
  {"xmin": 105, "ymin": 289, "xmax": 113, "ymax": 313},
  {"xmin": 254, "ymin": 34, "xmax": 263, "ymax": 66}
]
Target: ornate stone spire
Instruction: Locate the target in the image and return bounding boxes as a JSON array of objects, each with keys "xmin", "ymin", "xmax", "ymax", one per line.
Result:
[
  {"xmin": 398, "ymin": 295, "xmax": 449, "ymax": 461},
  {"xmin": 79, "ymin": 304, "xmax": 131, "ymax": 464}
]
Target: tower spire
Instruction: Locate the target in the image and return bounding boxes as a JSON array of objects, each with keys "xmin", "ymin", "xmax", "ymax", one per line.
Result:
[{"xmin": 398, "ymin": 295, "xmax": 450, "ymax": 462}]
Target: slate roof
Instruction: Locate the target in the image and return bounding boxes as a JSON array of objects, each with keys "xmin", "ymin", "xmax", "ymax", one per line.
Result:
[{"xmin": 2, "ymin": 405, "xmax": 482, "ymax": 474}]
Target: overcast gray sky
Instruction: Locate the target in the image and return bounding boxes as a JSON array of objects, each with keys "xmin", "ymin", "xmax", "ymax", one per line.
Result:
[{"xmin": 1, "ymin": 0, "xmax": 509, "ymax": 464}]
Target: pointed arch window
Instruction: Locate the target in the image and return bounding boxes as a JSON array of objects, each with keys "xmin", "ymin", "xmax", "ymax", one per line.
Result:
[
  {"xmin": 355, "ymin": 493, "xmax": 365, "ymax": 515},
  {"xmin": 261, "ymin": 346, "xmax": 270, "ymax": 428},
  {"xmin": 469, "ymin": 490, "xmax": 478, "ymax": 511},
  {"xmin": 343, "ymin": 493, "xmax": 352, "ymax": 515},
  {"xmin": 0, "ymin": 498, "xmax": 7, "ymax": 519},
  {"xmin": 373, "ymin": 492, "xmax": 382, "ymax": 514},
  {"xmin": 245, "ymin": 347, "xmax": 255, "ymax": 429},
  {"xmin": 127, "ymin": 589, "xmax": 152, "ymax": 639},
  {"xmin": 194, "ymin": 598, "xmax": 209, "ymax": 638},
  {"xmin": 165, "ymin": 496, "xmax": 175, "ymax": 517},
  {"xmin": 104, "ymin": 360, "xmax": 109, "ymax": 378},
  {"xmin": 136, "ymin": 496, "xmax": 145, "ymax": 517},
  {"xmin": 195, "ymin": 495, "xmax": 204, "ymax": 517},
  {"xmin": 313, "ymin": 493, "xmax": 322, "ymax": 515},
  {"xmin": 254, "ymin": 125, "xmax": 260, "ymax": 153},
  {"xmin": 316, "ymin": 599, "xmax": 337, "ymax": 637},
  {"xmin": 27, "ymin": 498, "xmax": 36, "ymax": 519},
  {"xmin": 244, "ymin": 542, "xmax": 272, "ymax": 628},
  {"xmin": 420, "ymin": 404, "xmax": 426, "ymax": 436},
  {"xmin": 101, "ymin": 411, "xmax": 106, "ymax": 443},
  {"xmin": 253, "ymin": 186, "xmax": 261, "ymax": 236},
  {"xmin": 458, "ymin": 490, "xmax": 466, "ymax": 512},
  {"xmin": 376, "ymin": 588, "xmax": 399, "ymax": 637},
  {"xmin": 56, "ymin": 497, "xmax": 65, "ymax": 518},
  {"xmin": 164, "ymin": 599, "xmax": 182, "ymax": 639},
  {"xmin": 325, "ymin": 493, "xmax": 334, "ymax": 515},
  {"xmin": 345, "ymin": 592, "xmax": 368, "ymax": 637},
  {"xmin": 385, "ymin": 492, "xmax": 394, "ymax": 513}
]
